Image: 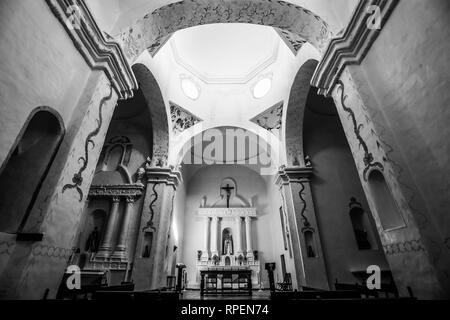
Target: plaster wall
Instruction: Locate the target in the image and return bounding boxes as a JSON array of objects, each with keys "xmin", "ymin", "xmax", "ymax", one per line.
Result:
[
  {"xmin": 0, "ymin": 0, "xmax": 91, "ymax": 168},
  {"xmin": 356, "ymin": 0, "xmax": 450, "ymax": 248},
  {"xmin": 303, "ymin": 102, "xmax": 389, "ymax": 287}
]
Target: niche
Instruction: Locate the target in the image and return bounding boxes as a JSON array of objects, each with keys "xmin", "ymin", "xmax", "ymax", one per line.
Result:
[
  {"xmin": 222, "ymin": 228, "xmax": 234, "ymax": 255},
  {"xmin": 368, "ymin": 170, "xmax": 405, "ymax": 231},
  {"xmin": 0, "ymin": 109, "xmax": 64, "ymax": 233},
  {"xmin": 303, "ymin": 229, "xmax": 317, "ymax": 258},
  {"xmin": 349, "ymin": 198, "xmax": 378, "ymax": 250},
  {"xmin": 83, "ymin": 209, "xmax": 107, "ymax": 253},
  {"xmin": 142, "ymin": 232, "xmax": 153, "ymax": 258}
]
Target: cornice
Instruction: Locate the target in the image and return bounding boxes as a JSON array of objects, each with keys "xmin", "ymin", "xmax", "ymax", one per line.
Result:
[
  {"xmin": 88, "ymin": 184, "xmax": 145, "ymax": 198},
  {"xmin": 275, "ymin": 166, "xmax": 314, "ymax": 186},
  {"xmin": 311, "ymin": 0, "xmax": 399, "ymax": 97},
  {"xmin": 146, "ymin": 167, "xmax": 182, "ymax": 188},
  {"xmin": 198, "ymin": 207, "xmax": 257, "ymax": 218},
  {"xmin": 46, "ymin": 0, "xmax": 138, "ymax": 100}
]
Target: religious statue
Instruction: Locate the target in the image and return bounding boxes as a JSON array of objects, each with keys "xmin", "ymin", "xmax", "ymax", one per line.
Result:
[
  {"xmin": 223, "ymin": 234, "xmax": 233, "ymax": 255},
  {"xmin": 221, "ymin": 184, "xmax": 235, "ymax": 208},
  {"xmin": 85, "ymin": 227, "xmax": 99, "ymax": 252},
  {"xmin": 143, "ymin": 245, "xmax": 150, "ymax": 258}
]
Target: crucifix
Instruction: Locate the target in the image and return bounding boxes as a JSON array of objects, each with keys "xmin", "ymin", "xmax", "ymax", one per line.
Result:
[{"xmin": 221, "ymin": 184, "xmax": 235, "ymax": 208}]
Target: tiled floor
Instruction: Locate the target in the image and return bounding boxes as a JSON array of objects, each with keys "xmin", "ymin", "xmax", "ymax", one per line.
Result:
[{"xmin": 180, "ymin": 289, "xmax": 271, "ymax": 300}]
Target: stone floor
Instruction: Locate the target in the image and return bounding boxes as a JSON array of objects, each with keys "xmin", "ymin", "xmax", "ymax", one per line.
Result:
[{"xmin": 180, "ymin": 289, "xmax": 271, "ymax": 300}]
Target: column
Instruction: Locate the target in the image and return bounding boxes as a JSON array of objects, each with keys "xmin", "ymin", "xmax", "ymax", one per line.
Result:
[
  {"xmin": 201, "ymin": 217, "xmax": 210, "ymax": 261},
  {"xmin": 111, "ymin": 196, "xmax": 135, "ymax": 260},
  {"xmin": 96, "ymin": 196, "xmax": 121, "ymax": 259},
  {"xmin": 210, "ymin": 216, "xmax": 219, "ymax": 257},
  {"xmin": 235, "ymin": 216, "xmax": 243, "ymax": 256},
  {"xmin": 245, "ymin": 216, "xmax": 254, "ymax": 260}
]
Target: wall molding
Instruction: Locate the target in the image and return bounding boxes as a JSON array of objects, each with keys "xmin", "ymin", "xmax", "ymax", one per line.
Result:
[
  {"xmin": 311, "ymin": 0, "xmax": 399, "ymax": 97},
  {"xmin": 275, "ymin": 166, "xmax": 313, "ymax": 186},
  {"xmin": 46, "ymin": 0, "xmax": 137, "ymax": 100},
  {"xmin": 88, "ymin": 184, "xmax": 145, "ymax": 198},
  {"xmin": 383, "ymin": 239, "xmax": 426, "ymax": 256}
]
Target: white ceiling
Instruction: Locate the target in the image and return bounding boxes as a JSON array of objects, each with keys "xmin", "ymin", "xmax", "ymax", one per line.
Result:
[{"xmin": 170, "ymin": 24, "xmax": 279, "ymax": 84}]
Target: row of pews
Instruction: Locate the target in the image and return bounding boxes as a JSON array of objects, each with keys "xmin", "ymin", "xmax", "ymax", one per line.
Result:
[
  {"xmin": 271, "ymin": 280, "xmax": 416, "ymax": 300},
  {"xmin": 92, "ymin": 289, "xmax": 180, "ymax": 300},
  {"xmin": 56, "ymin": 271, "xmax": 180, "ymax": 300}
]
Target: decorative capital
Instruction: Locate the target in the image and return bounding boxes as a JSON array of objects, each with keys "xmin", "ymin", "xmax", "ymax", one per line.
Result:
[
  {"xmin": 46, "ymin": 0, "xmax": 137, "ymax": 100},
  {"xmin": 311, "ymin": 0, "xmax": 399, "ymax": 97},
  {"xmin": 112, "ymin": 196, "xmax": 121, "ymax": 203},
  {"xmin": 125, "ymin": 196, "xmax": 136, "ymax": 204},
  {"xmin": 275, "ymin": 166, "xmax": 313, "ymax": 186}
]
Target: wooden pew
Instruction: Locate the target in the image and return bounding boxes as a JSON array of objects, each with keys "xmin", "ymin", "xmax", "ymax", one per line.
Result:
[
  {"xmin": 271, "ymin": 290, "xmax": 361, "ymax": 300},
  {"xmin": 334, "ymin": 279, "xmax": 400, "ymax": 298}
]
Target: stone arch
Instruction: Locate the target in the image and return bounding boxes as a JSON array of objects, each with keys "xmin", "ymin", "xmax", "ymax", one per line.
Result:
[
  {"xmin": 116, "ymin": 0, "xmax": 333, "ymax": 63},
  {"xmin": 175, "ymin": 125, "xmax": 280, "ymax": 172},
  {"xmin": 285, "ymin": 59, "xmax": 318, "ymax": 166},
  {"xmin": 132, "ymin": 63, "xmax": 170, "ymax": 167}
]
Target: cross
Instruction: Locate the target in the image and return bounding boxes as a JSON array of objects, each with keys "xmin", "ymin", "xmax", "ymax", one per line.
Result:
[{"xmin": 221, "ymin": 184, "xmax": 235, "ymax": 208}]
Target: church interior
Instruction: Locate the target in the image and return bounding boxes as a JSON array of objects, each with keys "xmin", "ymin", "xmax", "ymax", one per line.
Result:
[{"xmin": 0, "ymin": 0, "xmax": 449, "ymax": 301}]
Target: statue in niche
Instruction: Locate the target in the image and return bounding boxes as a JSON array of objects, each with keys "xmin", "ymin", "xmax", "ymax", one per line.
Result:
[
  {"xmin": 85, "ymin": 227, "xmax": 100, "ymax": 252},
  {"xmin": 307, "ymin": 245, "xmax": 316, "ymax": 258},
  {"xmin": 143, "ymin": 245, "xmax": 150, "ymax": 258},
  {"xmin": 354, "ymin": 228, "xmax": 371, "ymax": 250},
  {"xmin": 223, "ymin": 233, "xmax": 234, "ymax": 255}
]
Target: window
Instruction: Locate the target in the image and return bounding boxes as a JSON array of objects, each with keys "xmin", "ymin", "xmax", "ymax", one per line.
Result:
[
  {"xmin": 181, "ymin": 76, "xmax": 200, "ymax": 100},
  {"xmin": 252, "ymin": 77, "xmax": 272, "ymax": 99}
]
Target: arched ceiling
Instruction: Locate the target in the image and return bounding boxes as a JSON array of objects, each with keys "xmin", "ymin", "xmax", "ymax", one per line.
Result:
[{"xmin": 86, "ymin": 0, "xmax": 359, "ymax": 35}]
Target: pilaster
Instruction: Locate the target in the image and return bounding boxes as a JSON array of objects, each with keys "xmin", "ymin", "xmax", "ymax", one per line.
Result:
[{"xmin": 276, "ymin": 166, "xmax": 329, "ymax": 290}]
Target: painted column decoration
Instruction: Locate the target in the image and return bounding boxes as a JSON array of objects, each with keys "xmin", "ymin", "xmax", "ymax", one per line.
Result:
[
  {"xmin": 133, "ymin": 166, "xmax": 181, "ymax": 290},
  {"xmin": 276, "ymin": 166, "xmax": 329, "ymax": 290},
  {"xmin": 96, "ymin": 197, "xmax": 121, "ymax": 259},
  {"xmin": 245, "ymin": 216, "xmax": 254, "ymax": 260},
  {"xmin": 111, "ymin": 196, "xmax": 135, "ymax": 260}
]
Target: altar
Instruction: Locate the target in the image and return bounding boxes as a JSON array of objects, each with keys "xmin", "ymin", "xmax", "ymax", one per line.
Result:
[
  {"xmin": 196, "ymin": 206, "xmax": 261, "ymax": 288},
  {"xmin": 200, "ymin": 267, "xmax": 252, "ymax": 296}
]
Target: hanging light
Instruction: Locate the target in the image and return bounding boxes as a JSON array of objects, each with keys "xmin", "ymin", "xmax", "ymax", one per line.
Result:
[{"xmin": 252, "ymin": 77, "xmax": 272, "ymax": 99}]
